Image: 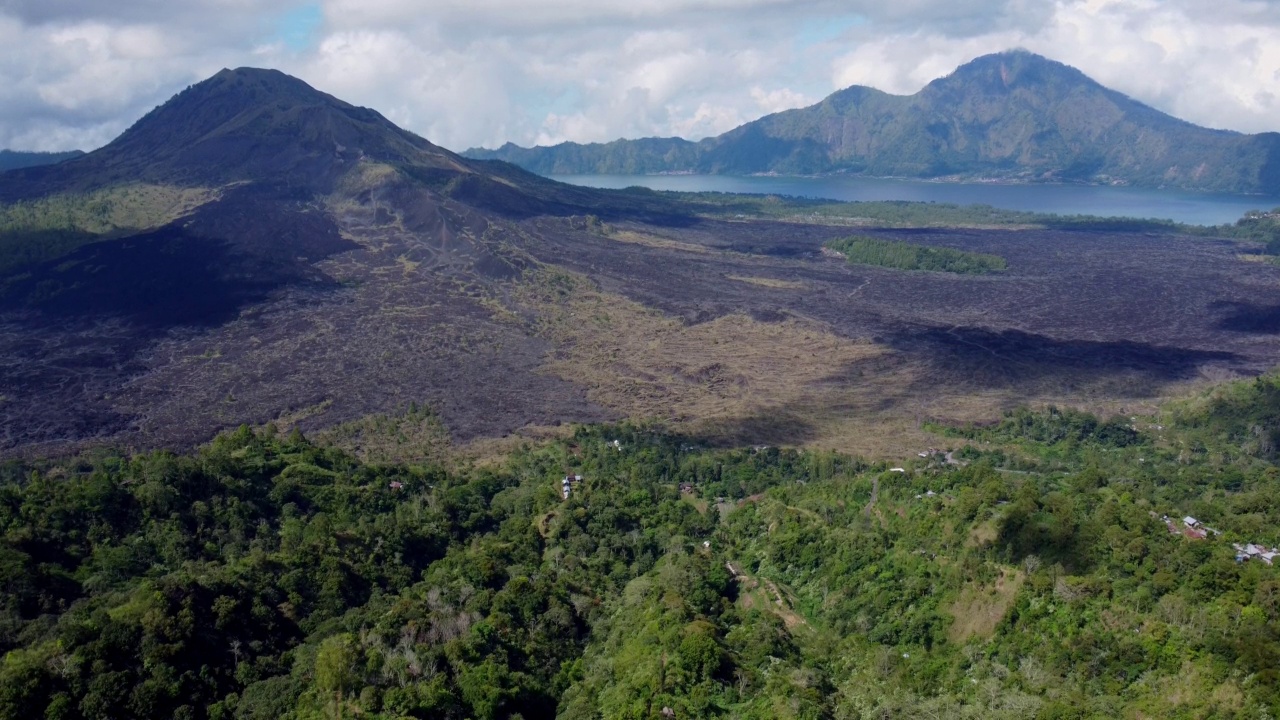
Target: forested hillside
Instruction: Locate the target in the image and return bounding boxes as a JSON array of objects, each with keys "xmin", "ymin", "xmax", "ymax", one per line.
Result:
[{"xmin": 4, "ymin": 375, "xmax": 1280, "ymax": 718}]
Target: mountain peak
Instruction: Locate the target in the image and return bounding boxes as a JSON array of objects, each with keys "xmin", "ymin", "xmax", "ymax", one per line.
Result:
[
  {"xmin": 928, "ymin": 49, "xmax": 1095, "ymax": 94},
  {"xmin": 1, "ymin": 67, "xmax": 463, "ymax": 198},
  {"xmin": 195, "ymin": 66, "xmax": 340, "ymax": 105},
  {"xmin": 212, "ymin": 66, "xmax": 297, "ymax": 81},
  {"xmin": 114, "ymin": 66, "xmax": 365, "ymax": 151}
]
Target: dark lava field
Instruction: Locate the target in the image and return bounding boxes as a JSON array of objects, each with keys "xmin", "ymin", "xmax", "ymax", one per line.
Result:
[
  {"xmin": 530, "ymin": 217, "xmax": 1267, "ymax": 389},
  {"xmin": 5, "ymin": 194, "xmax": 1280, "ymax": 458}
]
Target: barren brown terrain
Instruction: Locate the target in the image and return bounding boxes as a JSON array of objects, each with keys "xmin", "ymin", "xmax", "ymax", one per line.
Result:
[{"xmin": 498, "ymin": 215, "xmax": 1279, "ymax": 454}]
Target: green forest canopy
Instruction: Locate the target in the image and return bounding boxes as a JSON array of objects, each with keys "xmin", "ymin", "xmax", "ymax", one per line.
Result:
[
  {"xmin": 3, "ymin": 374, "xmax": 1280, "ymax": 718},
  {"xmin": 824, "ymin": 234, "xmax": 1008, "ymax": 274}
]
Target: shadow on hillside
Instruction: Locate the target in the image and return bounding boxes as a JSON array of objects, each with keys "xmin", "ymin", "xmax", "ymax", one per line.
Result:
[
  {"xmin": 1213, "ymin": 301, "xmax": 1280, "ymax": 334},
  {"xmin": 692, "ymin": 410, "xmax": 823, "ymax": 448},
  {"xmin": 1040, "ymin": 217, "xmax": 1182, "ymax": 233},
  {"xmin": 0, "ymin": 230, "xmax": 345, "ymax": 329},
  {"xmin": 0, "ymin": 189, "xmax": 356, "ymax": 329},
  {"xmin": 876, "ymin": 325, "xmax": 1238, "ymax": 395}
]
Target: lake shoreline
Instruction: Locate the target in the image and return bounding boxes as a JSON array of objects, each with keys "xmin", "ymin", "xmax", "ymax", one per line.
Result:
[{"xmin": 551, "ymin": 173, "xmax": 1280, "ymax": 226}]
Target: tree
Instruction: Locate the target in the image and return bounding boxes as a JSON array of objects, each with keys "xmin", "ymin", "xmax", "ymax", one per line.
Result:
[{"xmin": 314, "ymin": 634, "xmax": 359, "ymax": 719}]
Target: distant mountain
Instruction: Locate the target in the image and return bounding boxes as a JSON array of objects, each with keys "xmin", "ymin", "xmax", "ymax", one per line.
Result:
[
  {"xmin": 466, "ymin": 50, "xmax": 1280, "ymax": 194},
  {"xmin": 478, "ymin": 137, "xmax": 700, "ymax": 175},
  {"xmin": 0, "ymin": 149, "xmax": 83, "ymax": 172}
]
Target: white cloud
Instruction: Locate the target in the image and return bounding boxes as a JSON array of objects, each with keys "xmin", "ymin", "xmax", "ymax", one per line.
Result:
[
  {"xmin": 0, "ymin": 0, "xmax": 1277, "ymax": 153},
  {"xmin": 831, "ymin": 0, "xmax": 1280, "ymax": 134},
  {"xmin": 751, "ymin": 86, "xmax": 814, "ymax": 114}
]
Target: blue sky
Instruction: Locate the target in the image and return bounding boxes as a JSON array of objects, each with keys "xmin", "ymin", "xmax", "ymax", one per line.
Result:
[
  {"xmin": 274, "ymin": 4, "xmax": 324, "ymax": 51},
  {"xmin": 0, "ymin": 0, "xmax": 1277, "ymax": 152},
  {"xmin": 796, "ymin": 14, "xmax": 865, "ymax": 49}
]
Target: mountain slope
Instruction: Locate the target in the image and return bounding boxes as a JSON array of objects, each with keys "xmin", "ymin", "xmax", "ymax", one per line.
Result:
[
  {"xmin": 0, "ymin": 68, "xmax": 683, "ymax": 453},
  {"xmin": 467, "ymin": 50, "xmax": 1280, "ymax": 193}
]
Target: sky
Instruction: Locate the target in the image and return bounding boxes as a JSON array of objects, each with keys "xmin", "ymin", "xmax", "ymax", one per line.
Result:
[{"xmin": 1, "ymin": 0, "xmax": 1278, "ymax": 153}]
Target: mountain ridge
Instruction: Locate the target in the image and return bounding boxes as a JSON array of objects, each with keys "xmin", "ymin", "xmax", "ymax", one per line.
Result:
[
  {"xmin": 0, "ymin": 149, "xmax": 84, "ymax": 172},
  {"xmin": 465, "ymin": 50, "xmax": 1280, "ymax": 194}
]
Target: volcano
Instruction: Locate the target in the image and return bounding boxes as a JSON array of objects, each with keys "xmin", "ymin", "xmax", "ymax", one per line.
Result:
[
  {"xmin": 2, "ymin": 65, "xmax": 1279, "ymax": 459},
  {"xmin": 0, "ymin": 68, "xmax": 668, "ymax": 453}
]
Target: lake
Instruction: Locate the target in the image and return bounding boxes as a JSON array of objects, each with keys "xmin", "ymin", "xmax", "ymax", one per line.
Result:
[{"xmin": 552, "ymin": 174, "xmax": 1280, "ymax": 226}]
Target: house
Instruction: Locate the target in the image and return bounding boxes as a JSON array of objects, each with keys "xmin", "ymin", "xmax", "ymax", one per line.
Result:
[
  {"xmin": 679, "ymin": 483, "xmax": 694, "ymax": 493},
  {"xmin": 1234, "ymin": 543, "xmax": 1279, "ymax": 564},
  {"xmin": 389, "ymin": 481, "xmax": 404, "ymax": 491},
  {"xmin": 1183, "ymin": 516, "xmax": 1199, "ymax": 528},
  {"xmin": 889, "ymin": 467, "xmax": 906, "ymax": 473}
]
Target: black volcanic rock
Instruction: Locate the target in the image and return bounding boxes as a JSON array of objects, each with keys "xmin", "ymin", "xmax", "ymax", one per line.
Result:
[
  {"xmin": 0, "ymin": 66, "xmax": 652, "ymax": 454},
  {"xmin": 466, "ymin": 50, "xmax": 1280, "ymax": 194}
]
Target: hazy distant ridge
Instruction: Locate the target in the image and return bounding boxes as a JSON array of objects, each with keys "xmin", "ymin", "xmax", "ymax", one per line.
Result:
[
  {"xmin": 466, "ymin": 50, "xmax": 1280, "ymax": 194},
  {"xmin": 0, "ymin": 149, "xmax": 84, "ymax": 172}
]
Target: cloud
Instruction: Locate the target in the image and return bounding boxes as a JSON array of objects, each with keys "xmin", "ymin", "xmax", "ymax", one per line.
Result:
[
  {"xmin": 0, "ymin": 1, "xmax": 316, "ymax": 150},
  {"xmin": 0, "ymin": 0, "xmax": 1277, "ymax": 154},
  {"xmin": 831, "ymin": 0, "xmax": 1280, "ymax": 134}
]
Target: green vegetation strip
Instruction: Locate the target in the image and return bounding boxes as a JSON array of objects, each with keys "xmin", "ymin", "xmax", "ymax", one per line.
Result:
[
  {"xmin": 825, "ymin": 234, "xmax": 1007, "ymax": 274},
  {"xmin": 0, "ymin": 184, "xmax": 215, "ymax": 273},
  {"xmin": 670, "ymin": 191, "xmax": 1280, "ymax": 242},
  {"xmin": 5, "ymin": 373, "xmax": 1280, "ymax": 717}
]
